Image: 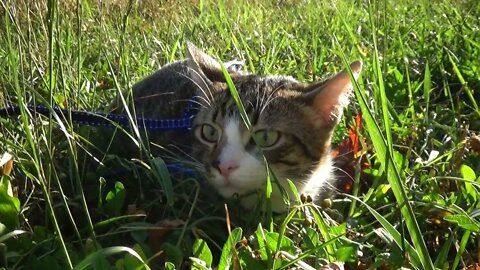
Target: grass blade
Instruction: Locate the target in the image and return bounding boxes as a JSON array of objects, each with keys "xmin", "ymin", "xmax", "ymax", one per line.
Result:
[
  {"xmin": 73, "ymin": 246, "xmax": 150, "ymax": 270},
  {"xmin": 339, "ymin": 50, "xmax": 435, "ymax": 269}
]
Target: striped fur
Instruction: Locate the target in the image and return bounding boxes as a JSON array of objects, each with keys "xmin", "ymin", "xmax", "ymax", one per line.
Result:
[{"xmin": 121, "ymin": 43, "xmax": 362, "ymax": 212}]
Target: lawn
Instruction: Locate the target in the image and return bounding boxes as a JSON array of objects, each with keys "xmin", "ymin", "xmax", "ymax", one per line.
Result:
[{"xmin": 0, "ymin": 0, "xmax": 479, "ymax": 269}]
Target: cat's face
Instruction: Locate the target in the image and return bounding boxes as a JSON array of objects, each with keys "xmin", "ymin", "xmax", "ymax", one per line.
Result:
[
  {"xmin": 192, "ymin": 77, "xmax": 331, "ymax": 199},
  {"xmin": 186, "ymin": 43, "xmax": 362, "ymax": 210}
]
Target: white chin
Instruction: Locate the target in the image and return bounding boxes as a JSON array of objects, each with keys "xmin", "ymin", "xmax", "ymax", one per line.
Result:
[
  {"xmin": 215, "ymin": 180, "xmax": 259, "ymax": 198},
  {"xmin": 211, "ymin": 176, "xmax": 294, "ymax": 212},
  {"xmin": 209, "ymin": 175, "xmax": 264, "ymax": 198}
]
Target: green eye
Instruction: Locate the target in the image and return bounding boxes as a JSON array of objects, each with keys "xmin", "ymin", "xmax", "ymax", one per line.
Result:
[
  {"xmin": 199, "ymin": 124, "xmax": 220, "ymax": 143},
  {"xmin": 253, "ymin": 129, "xmax": 280, "ymax": 148}
]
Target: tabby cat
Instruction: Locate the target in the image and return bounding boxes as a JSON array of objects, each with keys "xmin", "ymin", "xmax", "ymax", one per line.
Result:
[{"xmin": 114, "ymin": 43, "xmax": 362, "ymax": 212}]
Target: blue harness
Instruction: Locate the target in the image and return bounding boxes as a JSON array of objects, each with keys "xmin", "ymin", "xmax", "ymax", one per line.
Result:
[{"xmin": 0, "ymin": 102, "xmax": 197, "ymax": 176}]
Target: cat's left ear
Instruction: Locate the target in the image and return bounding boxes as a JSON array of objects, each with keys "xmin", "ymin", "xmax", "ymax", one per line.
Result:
[
  {"xmin": 303, "ymin": 61, "xmax": 362, "ymax": 128},
  {"xmin": 186, "ymin": 42, "xmax": 225, "ymax": 83}
]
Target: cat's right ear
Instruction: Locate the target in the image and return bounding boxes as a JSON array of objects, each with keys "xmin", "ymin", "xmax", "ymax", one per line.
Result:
[
  {"xmin": 186, "ymin": 42, "xmax": 225, "ymax": 90},
  {"xmin": 302, "ymin": 61, "xmax": 362, "ymax": 129}
]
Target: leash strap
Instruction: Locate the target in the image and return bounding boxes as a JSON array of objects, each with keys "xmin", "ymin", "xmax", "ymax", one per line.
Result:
[
  {"xmin": 0, "ymin": 103, "xmax": 196, "ymax": 131},
  {"xmin": 0, "ymin": 101, "xmax": 200, "ymax": 177}
]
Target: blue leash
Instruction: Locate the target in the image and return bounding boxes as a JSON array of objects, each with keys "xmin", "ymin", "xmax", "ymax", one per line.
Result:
[
  {"xmin": 0, "ymin": 104, "xmax": 194, "ymax": 131},
  {"xmin": 0, "ymin": 103, "xmax": 198, "ymax": 176}
]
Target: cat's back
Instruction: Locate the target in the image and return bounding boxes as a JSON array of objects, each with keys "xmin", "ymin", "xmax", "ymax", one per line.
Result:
[{"xmin": 115, "ymin": 59, "xmax": 197, "ymax": 118}]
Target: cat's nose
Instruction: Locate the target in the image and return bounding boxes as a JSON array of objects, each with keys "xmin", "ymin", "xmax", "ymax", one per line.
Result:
[{"xmin": 216, "ymin": 161, "xmax": 239, "ymax": 179}]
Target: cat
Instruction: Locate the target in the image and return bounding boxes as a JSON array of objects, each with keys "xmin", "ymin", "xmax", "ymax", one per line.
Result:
[{"xmin": 113, "ymin": 42, "xmax": 362, "ymax": 212}]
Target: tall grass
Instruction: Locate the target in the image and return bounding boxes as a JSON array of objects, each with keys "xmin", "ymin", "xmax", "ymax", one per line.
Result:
[{"xmin": 0, "ymin": 0, "xmax": 479, "ymax": 269}]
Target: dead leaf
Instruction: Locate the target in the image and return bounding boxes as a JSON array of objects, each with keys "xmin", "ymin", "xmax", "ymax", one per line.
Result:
[
  {"xmin": 469, "ymin": 134, "xmax": 480, "ymax": 154},
  {"xmin": 149, "ymin": 219, "xmax": 185, "ymax": 248},
  {"xmin": 331, "ymin": 113, "xmax": 369, "ymax": 193},
  {"xmin": 148, "ymin": 219, "xmax": 186, "ymax": 269},
  {"xmin": 464, "ymin": 263, "xmax": 480, "ymax": 270},
  {"xmin": 0, "ymin": 153, "xmax": 13, "ymax": 176}
]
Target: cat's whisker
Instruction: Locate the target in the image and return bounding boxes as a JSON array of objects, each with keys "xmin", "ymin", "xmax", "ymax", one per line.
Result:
[
  {"xmin": 321, "ymin": 180, "xmax": 346, "ymax": 195},
  {"xmin": 258, "ymin": 87, "xmax": 272, "ymax": 115},
  {"xmin": 255, "ymin": 85, "xmax": 267, "ymax": 115},
  {"xmin": 259, "ymin": 83, "xmax": 286, "ymax": 115},
  {"xmin": 177, "ymin": 153, "xmax": 204, "ymax": 167},
  {"xmin": 259, "ymin": 96, "xmax": 282, "ymax": 116},
  {"xmin": 330, "ymin": 165, "xmax": 355, "ymax": 182},
  {"xmin": 333, "ymin": 149, "xmax": 355, "ymax": 159},
  {"xmin": 181, "ymin": 68, "xmax": 216, "ymax": 108},
  {"xmin": 195, "ymin": 96, "xmax": 215, "ymax": 109},
  {"xmin": 133, "ymin": 92, "xmax": 175, "ymax": 101},
  {"xmin": 149, "ymin": 141, "xmax": 192, "ymax": 159},
  {"xmin": 176, "ymin": 98, "xmax": 208, "ymax": 110},
  {"xmin": 246, "ymin": 100, "xmax": 255, "ymax": 110},
  {"xmin": 175, "ymin": 70, "xmax": 214, "ymax": 107},
  {"xmin": 245, "ymin": 100, "xmax": 255, "ymax": 120},
  {"xmin": 148, "ymin": 143, "xmax": 207, "ymax": 174}
]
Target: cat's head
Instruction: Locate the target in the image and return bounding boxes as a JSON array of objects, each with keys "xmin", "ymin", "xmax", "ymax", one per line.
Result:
[{"xmin": 186, "ymin": 43, "xmax": 362, "ymax": 211}]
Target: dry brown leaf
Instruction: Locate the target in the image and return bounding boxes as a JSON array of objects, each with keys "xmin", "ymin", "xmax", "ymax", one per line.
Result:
[
  {"xmin": 469, "ymin": 134, "xmax": 480, "ymax": 154},
  {"xmin": 148, "ymin": 219, "xmax": 186, "ymax": 251},
  {"xmin": 148, "ymin": 219, "xmax": 186, "ymax": 269},
  {"xmin": 465, "ymin": 263, "xmax": 480, "ymax": 270},
  {"xmin": 0, "ymin": 152, "xmax": 13, "ymax": 176}
]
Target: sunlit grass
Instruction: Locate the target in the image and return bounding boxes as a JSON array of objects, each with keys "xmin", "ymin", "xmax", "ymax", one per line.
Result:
[{"xmin": 0, "ymin": 0, "xmax": 479, "ymax": 269}]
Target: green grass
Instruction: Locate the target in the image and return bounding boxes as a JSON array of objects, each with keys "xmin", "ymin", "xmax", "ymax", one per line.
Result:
[{"xmin": 1, "ymin": 0, "xmax": 480, "ymax": 269}]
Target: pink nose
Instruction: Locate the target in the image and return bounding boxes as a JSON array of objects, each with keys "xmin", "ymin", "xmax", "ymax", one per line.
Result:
[{"xmin": 218, "ymin": 162, "xmax": 239, "ymax": 178}]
